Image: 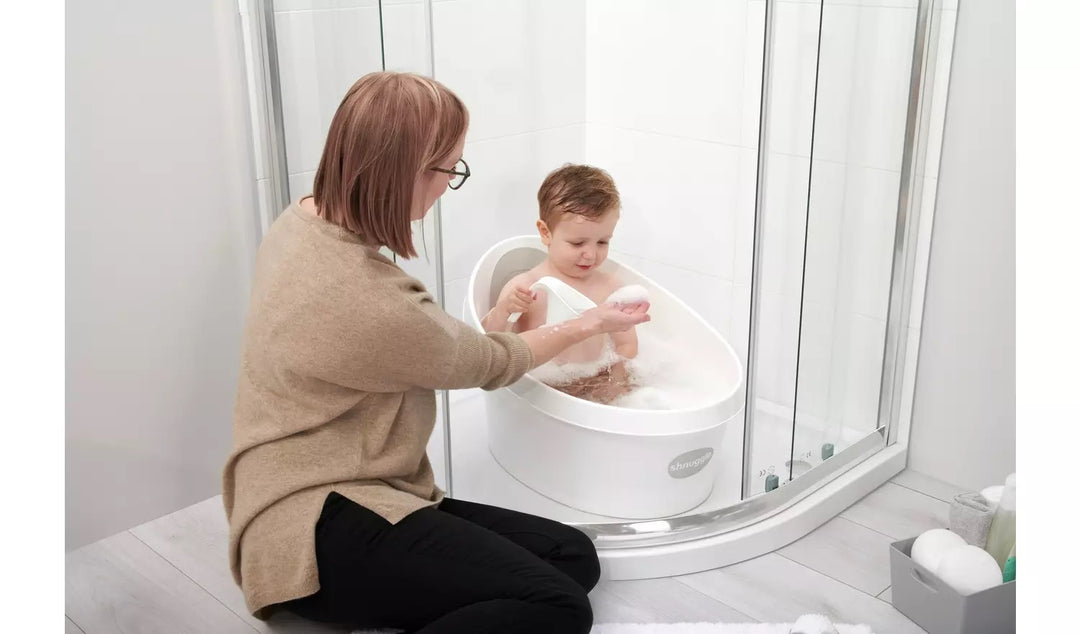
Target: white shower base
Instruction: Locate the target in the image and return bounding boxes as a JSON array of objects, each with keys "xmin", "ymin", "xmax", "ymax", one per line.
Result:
[
  {"xmin": 435, "ymin": 389, "xmax": 904, "ymax": 580},
  {"xmin": 440, "ymin": 390, "xmax": 874, "ymax": 525}
]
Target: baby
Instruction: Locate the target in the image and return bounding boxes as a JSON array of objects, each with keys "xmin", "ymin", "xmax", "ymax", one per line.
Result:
[{"xmin": 482, "ymin": 164, "xmax": 640, "ymax": 404}]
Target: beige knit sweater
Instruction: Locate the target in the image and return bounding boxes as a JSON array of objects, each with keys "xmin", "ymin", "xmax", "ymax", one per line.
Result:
[{"xmin": 223, "ymin": 202, "xmax": 533, "ymax": 618}]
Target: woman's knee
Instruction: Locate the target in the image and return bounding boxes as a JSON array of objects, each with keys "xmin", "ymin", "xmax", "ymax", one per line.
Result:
[
  {"xmin": 553, "ymin": 585, "xmax": 594, "ymax": 634},
  {"xmin": 557, "ymin": 527, "xmax": 601, "ymax": 592}
]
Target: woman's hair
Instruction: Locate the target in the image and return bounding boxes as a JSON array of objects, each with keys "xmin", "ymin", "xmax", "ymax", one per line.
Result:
[
  {"xmin": 313, "ymin": 72, "xmax": 468, "ymax": 258},
  {"xmin": 537, "ymin": 164, "xmax": 620, "ymax": 230}
]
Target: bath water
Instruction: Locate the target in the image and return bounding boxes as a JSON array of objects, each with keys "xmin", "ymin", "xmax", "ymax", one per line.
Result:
[{"xmin": 528, "ymin": 330, "xmax": 716, "ymax": 411}]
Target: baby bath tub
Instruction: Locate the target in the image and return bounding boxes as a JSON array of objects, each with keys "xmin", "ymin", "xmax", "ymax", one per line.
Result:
[{"xmin": 465, "ymin": 236, "xmax": 744, "ymax": 519}]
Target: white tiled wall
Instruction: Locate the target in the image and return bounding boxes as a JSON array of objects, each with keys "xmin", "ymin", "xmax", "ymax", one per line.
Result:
[
  {"xmin": 585, "ymin": 0, "xmax": 748, "ymax": 146},
  {"xmin": 432, "ymin": 0, "xmax": 586, "ymax": 142},
  {"xmin": 441, "ymin": 125, "xmax": 587, "ymax": 282},
  {"xmin": 584, "ymin": 0, "xmax": 757, "ymax": 353},
  {"xmin": 273, "ymin": 4, "xmax": 384, "ymax": 184}
]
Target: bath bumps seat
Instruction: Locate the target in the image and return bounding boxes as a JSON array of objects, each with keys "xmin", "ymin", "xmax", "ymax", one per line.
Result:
[{"xmin": 465, "ymin": 236, "xmax": 745, "ymax": 519}]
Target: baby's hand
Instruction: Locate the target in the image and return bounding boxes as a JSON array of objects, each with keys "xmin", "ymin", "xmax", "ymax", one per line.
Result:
[{"xmin": 498, "ymin": 284, "xmax": 536, "ymax": 316}]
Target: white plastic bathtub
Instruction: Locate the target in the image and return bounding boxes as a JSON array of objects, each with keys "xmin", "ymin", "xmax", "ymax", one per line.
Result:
[{"xmin": 465, "ymin": 236, "xmax": 745, "ymax": 519}]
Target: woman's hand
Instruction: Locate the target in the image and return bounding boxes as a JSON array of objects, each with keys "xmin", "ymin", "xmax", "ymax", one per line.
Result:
[{"xmin": 581, "ymin": 301, "xmax": 651, "ymax": 334}]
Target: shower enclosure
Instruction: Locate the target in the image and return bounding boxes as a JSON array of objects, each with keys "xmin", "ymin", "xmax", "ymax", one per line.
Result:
[{"xmin": 239, "ymin": 0, "xmax": 959, "ymax": 578}]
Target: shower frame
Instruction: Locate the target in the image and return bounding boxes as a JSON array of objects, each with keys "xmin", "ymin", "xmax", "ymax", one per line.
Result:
[{"xmin": 241, "ymin": 0, "xmax": 958, "ymax": 578}]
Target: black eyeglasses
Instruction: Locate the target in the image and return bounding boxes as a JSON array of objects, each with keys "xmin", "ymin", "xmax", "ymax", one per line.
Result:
[{"xmin": 431, "ymin": 158, "xmax": 470, "ymax": 190}]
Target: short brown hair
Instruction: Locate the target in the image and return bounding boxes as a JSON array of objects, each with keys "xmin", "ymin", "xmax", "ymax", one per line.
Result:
[
  {"xmin": 537, "ymin": 164, "xmax": 620, "ymax": 229},
  {"xmin": 313, "ymin": 72, "xmax": 468, "ymax": 258}
]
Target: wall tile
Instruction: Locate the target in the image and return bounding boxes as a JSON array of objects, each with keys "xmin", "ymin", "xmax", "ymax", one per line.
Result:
[
  {"xmin": 741, "ymin": 0, "xmax": 767, "ymax": 148},
  {"xmin": 843, "ymin": 5, "xmax": 918, "ymax": 172},
  {"xmin": 828, "ymin": 311, "xmax": 887, "ymax": 437},
  {"xmin": 432, "ymin": 0, "xmax": 586, "ymax": 141},
  {"xmin": 765, "ymin": 1, "xmax": 822, "ymax": 158},
  {"xmin": 834, "ymin": 165, "xmax": 901, "ymax": 321},
  {"xmin": 382, "ymin": 1, "xmax": 431, "ymax": 74},
  {"xmin": 287, "ymin": 170, "xmax": 316, "ymax": 201},
  {"xmin": 274, "ymin": 7, "xmax": 384, "ymax": 174},
  {"xmin": 587, "ymin": 125, "xmax": 742, "ymax": 281},
  {"xmin": 440, "ymin": 124, "xmax": 587, "ymax": 282},
  {"xmin": 276, "ymin": 0, "xmax": 378, "ymax": 11},
  {"xmin": 586, "ymin": 0, "xmax": 748, "ymax": 147},
  {"xmin": 757, "ymin": 151, "xmax": 810, "ymax": 297}
]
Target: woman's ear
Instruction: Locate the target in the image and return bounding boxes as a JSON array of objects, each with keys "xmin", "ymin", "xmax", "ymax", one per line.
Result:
[{"xmin": 537, "ymin": 219, "xmax": 552, "ymax": 246}]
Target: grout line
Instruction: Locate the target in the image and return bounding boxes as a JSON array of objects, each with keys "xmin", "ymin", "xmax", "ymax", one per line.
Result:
[
  {"xmin": 875, "ymin": 479, "xmax": 952, "ymax": 506},
  {"xmin": 775, "ymin": 550, "xmax": 889, "ymax": 600},
  {"xmin": 274, "ymin": 7, "xmax": 383, "ymax": 16},
  {"xmin": 832, "ymin": 513, "xmax": 900, "ymax": 542},
  {"xmin": 888, "ymin": 477, "xmax": 948, "ymax": 502},
  {"xmin": 587, "ymin": 121, "xmax": 756, "ymax": 153},
  {"xmin": 65, "ymin": 617, "xmax": 87, "ymax": 634},
  {"xmin": 888, "ymin": 471, "xmax": 964, "ymax": 503},
  {"xmin": 666, "ymin": 576, "xmax": 762, "ymax": 623},
  {"xmin": 678, "ymin": 578, "xmax": 762, "ymax": 622},
  {"xmin": 618, "ymin": 251, "xmax": 738, "ymax": 283},
  {"xmin": 877, "ymin": 585, "xmax": 892, "ymax": 599},
  {"xmin": 127, "ymin": 530, "xmax": 261, "ymax": 633},
  {"xmin": 839, "ymin": 512, "xmax": 901, "ymax": 540},
  {"xmin": 585, "ymin": 120, "xmax": 907, "ymax": 177},
  {"xmin": 468, "ymin": 122, "xmax": 587, "ymax": 146},
  {"xmin": 839, "ymin": 483, "xmax": 948, "ymax": 540}
]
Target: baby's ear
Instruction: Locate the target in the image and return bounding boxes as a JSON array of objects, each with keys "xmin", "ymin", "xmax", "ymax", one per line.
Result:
[{"xmin": 537, "ymin": 219, "xmax": 552, "ymax": 245}]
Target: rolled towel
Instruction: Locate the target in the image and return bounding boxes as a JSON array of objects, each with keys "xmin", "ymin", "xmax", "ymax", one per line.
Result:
[
  {"xmin": 980, "ymin": 485, "xmax": 1004, "ymax": 508},
  {"xmin": 949, "ymin": 492, "xmax": 995, "ymax": 548}
]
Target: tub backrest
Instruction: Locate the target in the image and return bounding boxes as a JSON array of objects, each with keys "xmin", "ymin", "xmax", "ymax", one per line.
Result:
[{"xmin": 486, "ymin": 248, "xmax": 546, "ymax": 311}]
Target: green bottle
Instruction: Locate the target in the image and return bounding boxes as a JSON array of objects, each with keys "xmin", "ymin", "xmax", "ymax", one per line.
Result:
[{"xmin": 1003, "ymin": 544, "xmax": 1016, "ymax": 583}]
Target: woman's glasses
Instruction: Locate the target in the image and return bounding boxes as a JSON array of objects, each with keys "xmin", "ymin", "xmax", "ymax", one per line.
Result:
[{"xmin": 431, "ymin": 158, "xmax": 470, "ymax": 190}]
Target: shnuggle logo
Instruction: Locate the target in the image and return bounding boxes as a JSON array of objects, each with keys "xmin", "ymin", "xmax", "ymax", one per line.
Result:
[{"xmin": 668, "ymin": 448, "xmax": 714, "ymax": 479}]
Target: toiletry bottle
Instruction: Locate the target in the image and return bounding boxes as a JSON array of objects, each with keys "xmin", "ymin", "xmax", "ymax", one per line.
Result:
[
  {"xmin": 984, "ymin": 473, "xmax": 1016, "ymax": 570},
  {"xmin": 1003, "ymin": 544, "xmax": 1016, "ymax": 582}
]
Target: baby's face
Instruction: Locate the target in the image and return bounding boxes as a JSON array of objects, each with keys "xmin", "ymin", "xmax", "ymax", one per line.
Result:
[{"xmin": 542, "ymin": 208, "xmax": 619, "ymax": 280}]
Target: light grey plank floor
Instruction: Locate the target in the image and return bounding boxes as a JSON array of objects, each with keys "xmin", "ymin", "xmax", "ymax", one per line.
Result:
[
  {"xmin": 129, "ymin": 497, "xmax": 347, "ymax": 634},
  {"xmin": 676, "ymin": 553, "xmax": 925, "ymax": 634},
  {"xmin": 65, "ymin": 531, "xmax": 255, "ymax": 634},
  {"xmin": 778, "ymin": 516, "xmax": 895, "ymax": 595},
  {"xmin": 890, "ymin": 469, "xmax": 968, "ymax": 503},
  {"xmin": 590, "ymin": 578, "xmax": 754, "ymax": 624},
  {"xmin": 841, "ymin": 481, "xmax": 949, "ymax": 540},
  {"xmin": 67, "ymin": 470, "xmax": 947, "ymax": 633}
]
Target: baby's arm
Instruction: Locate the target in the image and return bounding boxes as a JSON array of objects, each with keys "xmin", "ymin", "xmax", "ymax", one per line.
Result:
[
  {"xmin": 610, "ymin": 325, "xmax": 639, "ymax": 360},
  {"xmin": 605, "ymin": 275, "xmax": 640, "ymax": 360},
  {"xmin": 481, "ymin": 274, "xmax": 535, "ymax": 333},
  {"xmin": 605, "ymin": 276, "xmax": 641, "ymax": 394}
]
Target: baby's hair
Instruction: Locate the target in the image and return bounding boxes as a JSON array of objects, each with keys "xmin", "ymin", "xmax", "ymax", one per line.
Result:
[{"xmin": 537, "ymin": 164, "xmax": 620, "ymax": 229}]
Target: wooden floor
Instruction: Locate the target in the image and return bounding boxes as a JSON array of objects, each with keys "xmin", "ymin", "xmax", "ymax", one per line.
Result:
[{"xmin": 65, "ymin": 469, "xmax": 964, "ymax": 633}]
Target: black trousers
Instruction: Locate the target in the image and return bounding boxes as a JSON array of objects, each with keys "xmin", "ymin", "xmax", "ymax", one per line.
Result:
[{"xmin": 280, "ymin": 492, "xmax": 601, "ymax": 633}]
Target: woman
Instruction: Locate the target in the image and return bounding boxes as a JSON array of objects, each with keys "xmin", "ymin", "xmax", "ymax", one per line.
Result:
[{"xmin": 222, "ymin": 72, "xmax": 650, "ymax": 634}]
